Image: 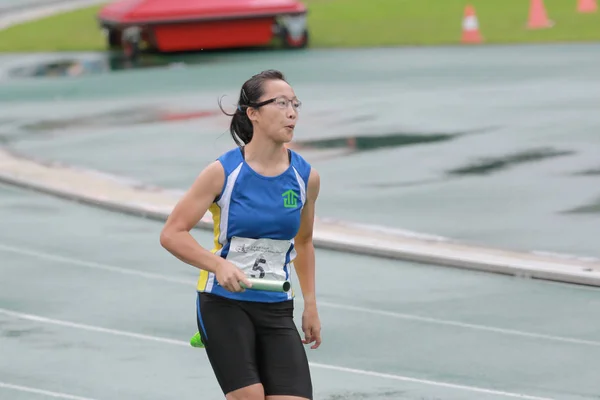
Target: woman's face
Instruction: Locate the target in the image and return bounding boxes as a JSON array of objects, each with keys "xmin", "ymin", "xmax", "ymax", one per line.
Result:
[{"xmin": 248, "ymin": 79, "xmax": 301, "ymax": 144}]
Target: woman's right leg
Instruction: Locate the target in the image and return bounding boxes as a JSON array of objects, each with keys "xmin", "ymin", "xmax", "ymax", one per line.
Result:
[
  {"xmin": 197, "ymin": 292, "xmax": 264, "ymax": 399},
  {"xmin": 225, "ymin": 384, "xmax": 265, "ymax": 400}
]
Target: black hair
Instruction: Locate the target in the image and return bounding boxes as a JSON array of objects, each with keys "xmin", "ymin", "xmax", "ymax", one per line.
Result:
[{"xmin": 218, "ymin": 69, "xmax": 287, "ymax": 147}]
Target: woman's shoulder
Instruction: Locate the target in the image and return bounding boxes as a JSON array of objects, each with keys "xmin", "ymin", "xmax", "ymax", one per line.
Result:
[
  {"xmin": 289, "ymin": 148, "xmax": 318, "ymax": 191},
  {"xmin": 215, "ymin": 147, "xmax": 244, "ymax": 175},
  {"xmin": 288, "ymin": 147, "xmax": 312, "ymax": 173}
]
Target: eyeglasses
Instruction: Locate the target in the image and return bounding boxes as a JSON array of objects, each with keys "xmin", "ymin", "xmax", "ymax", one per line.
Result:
[{"xmin": 252, "ymin": 96, "xmax": 302, "ymax": 111}]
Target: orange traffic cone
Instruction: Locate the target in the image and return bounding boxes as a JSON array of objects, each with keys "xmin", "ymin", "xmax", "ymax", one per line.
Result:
[
  {"xmin": 578, "ymin": 0, "xmax": 597, "ymax": 13},
  {"xmin": 461, "ymin": 5, "xmax": 483, "ymax": 44},
  {"xmin": 527, "ymin": 0, "xmax": 553, "ymax": 29}
]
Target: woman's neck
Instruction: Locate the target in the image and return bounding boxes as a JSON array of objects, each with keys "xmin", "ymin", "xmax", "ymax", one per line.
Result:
[
  {"xmin": 244, "ymin": 136, "xmax": 286, "ymax": 163},
  {"xmin": 243, "ymin": 136, "xmax": 289, "ymax": 176}
]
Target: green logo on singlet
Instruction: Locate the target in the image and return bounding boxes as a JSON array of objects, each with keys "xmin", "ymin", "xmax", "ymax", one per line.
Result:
[{"xmin": 282, "ymin": 189, "xmax": 299, "ymax": 208}]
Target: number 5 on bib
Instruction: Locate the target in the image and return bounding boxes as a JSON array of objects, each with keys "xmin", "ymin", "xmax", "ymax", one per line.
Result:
[{"xmin": 251, "ymin": 257, "xmax": 266, "ymax": 279}]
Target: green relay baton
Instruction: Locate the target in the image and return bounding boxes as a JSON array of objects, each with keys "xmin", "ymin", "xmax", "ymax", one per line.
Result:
[
  {"xmin": 190, "ymin": 332, "xmax": 204, "ymax": 348},
  {"xmin": 240, "ymin": 278, "xmax": 291, "ymax": 293},
  {"xmin": 190, "ymin": 278, "xmax": 291, "ymax": 348}
]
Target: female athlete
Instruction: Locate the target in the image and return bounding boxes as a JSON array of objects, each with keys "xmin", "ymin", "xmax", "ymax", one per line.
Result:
[{"xmin": 160, "ymin": 69, "xmax": 321, "ymax": 400}]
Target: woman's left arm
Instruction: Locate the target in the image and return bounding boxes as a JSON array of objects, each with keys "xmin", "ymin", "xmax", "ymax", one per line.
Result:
[{"xmin": 294, "ymin": 168, "xmax": 321, "ymax": 349}]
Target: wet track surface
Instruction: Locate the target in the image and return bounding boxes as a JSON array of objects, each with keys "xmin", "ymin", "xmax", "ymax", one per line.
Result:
[
  {"xmin": 1, "ymin": 184, "xmax": 600, "ymax": 400},
  {"xmin": 1, "ymin": 43, "xmax": 600, "ymax": 399},
  {"xmin": 1, "ymin": 44, "xmax": 599, "ymax": 258}
]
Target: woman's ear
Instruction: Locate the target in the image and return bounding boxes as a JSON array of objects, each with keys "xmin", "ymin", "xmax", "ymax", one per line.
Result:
[{"xmin": 247, "ymin": 106, "xmax": 259, "ymax": 123}]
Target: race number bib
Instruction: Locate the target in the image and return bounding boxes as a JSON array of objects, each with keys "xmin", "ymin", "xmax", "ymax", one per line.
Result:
[{"xmin": 226, "ymin": 237, "xmax": 292, "ymax": 281}]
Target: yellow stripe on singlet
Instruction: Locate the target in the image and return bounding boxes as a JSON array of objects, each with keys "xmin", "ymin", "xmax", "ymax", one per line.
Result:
[{"xmin": 197, "ymin": 202, "xmax": 223, "ymax": 291}]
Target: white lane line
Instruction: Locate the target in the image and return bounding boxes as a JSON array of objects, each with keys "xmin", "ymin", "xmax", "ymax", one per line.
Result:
[
  {"xmin": 318, "ymin": 302, "xmax": 600, "ymax": 348},
  {"xmin": 0, "ymin": 0, "xmax": 108, "ymax": 31},
  {"xmin": 0, "ymin": 243, "xmax": 191, "ymax": 285},
  {"xmin": 0, "ymin": 382, "xmax": 98, "ymax": 400},
  {"xmin": 0, "ymin": 308, "xmax": 187, "ymax": 347},
  {"xmin": 0, "ymin": 308, "xmax": 554, "ymax": 400},
  {"xmin": 1, "ymin": 242, "xmax": 599, "ymax": 348},
  {"xmin": 309, "ymin": 363, "xmax": 553, "ymax": 400}
]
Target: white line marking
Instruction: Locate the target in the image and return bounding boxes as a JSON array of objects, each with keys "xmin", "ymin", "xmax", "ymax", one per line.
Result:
[
  {"xmin": 0, "ymin": 382, "xmax": 98, "ymax": 400},
  {"xmin": 0, "ymin": 243, "xmax": 191, "ymax": 285},
  {"xmin": 0, "ymin": 308, "xmax": 187, "ymax": 347},
  {"xmin": 1, "ymin": 242, "xmax": 598, "ymax": 348},
  {"xmin": 309, "ymin": 363, "xmax": 553, "ymax": 400},
  {"xmin": 318, "ymin": 302, "xmax": 600, "ymax": 347},
  {"xmin": 0, "ymin": 308, "xmax": 553, "ymax": 400},
  {"xmin": 0, "ymin": 0, "xmax": 108, "ymax": 31}
]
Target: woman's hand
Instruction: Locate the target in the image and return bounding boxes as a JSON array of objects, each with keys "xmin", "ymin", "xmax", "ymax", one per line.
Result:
[
  {"xmin": 215, "ymin": 260, "xmax": 252, "ymax": 293},
  {"xmin": 302, "ymin": 304, "xmax": 322, "ymax": 349}
]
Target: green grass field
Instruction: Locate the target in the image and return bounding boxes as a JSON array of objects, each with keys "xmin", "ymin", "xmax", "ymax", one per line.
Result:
[
  {"xmin": 0, "ymin": 0, "xmax": 598, "ymax": 52},
  {"xmin": 0, "ymin": 5, "xmax": 107, "ymax": 52},
  {"xmin": 307, "ymin": 0, "xmax": 600, "ymax": 47}
]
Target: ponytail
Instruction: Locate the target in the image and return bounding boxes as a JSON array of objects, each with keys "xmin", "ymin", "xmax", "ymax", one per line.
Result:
[{"xmin": 218, "ymin": 98, "xmax": 253, "ymax": 146}]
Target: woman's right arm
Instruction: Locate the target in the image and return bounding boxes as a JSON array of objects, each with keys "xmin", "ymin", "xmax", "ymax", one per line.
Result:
[{"xmin": 159, "ymin": 161, "xmax": 250, "ymax": 292}]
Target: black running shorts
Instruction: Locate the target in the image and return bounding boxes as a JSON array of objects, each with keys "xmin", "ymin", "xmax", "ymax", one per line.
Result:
[{"xmin": 196, "ymin": 292, "xmax": 313, "ymax": 399}]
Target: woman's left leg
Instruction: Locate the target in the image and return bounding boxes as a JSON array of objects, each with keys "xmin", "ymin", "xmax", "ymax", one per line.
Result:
[{"xmin": 244, "ymin": 300, "xmax": 313, "ymax": 400}]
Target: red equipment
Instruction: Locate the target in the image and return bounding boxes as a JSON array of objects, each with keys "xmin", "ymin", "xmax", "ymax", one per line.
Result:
[{"xmin": 97, "ymin": 0, "xmax": 309, "ymax": 57}]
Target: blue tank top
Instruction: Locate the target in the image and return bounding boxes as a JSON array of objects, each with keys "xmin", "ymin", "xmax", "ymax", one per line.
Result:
[{"xmin": 196, "ymin": 146, "xmax": 312, "ymax": 303}]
